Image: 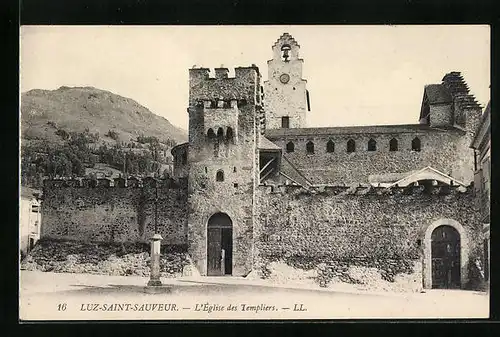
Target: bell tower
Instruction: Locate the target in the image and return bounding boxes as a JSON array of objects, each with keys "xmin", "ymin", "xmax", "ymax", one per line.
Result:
[{"xmin": 263, "ymin": 33, "xmax": 310, "ymax": 129}]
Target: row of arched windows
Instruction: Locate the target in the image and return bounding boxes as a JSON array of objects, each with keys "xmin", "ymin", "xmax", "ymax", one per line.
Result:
[
  {"xmin": 207, "ymin": 127, "xmax": 234, "ymax": 140},
  {"xmin": 286, "ymin": 137, "xmax": 422, "ymax": 154}
]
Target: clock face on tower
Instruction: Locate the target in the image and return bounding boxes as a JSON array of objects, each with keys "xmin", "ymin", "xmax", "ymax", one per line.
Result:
[{"xmin": 279, "ymin": 73, "xmax": 290, "ymax": 84}]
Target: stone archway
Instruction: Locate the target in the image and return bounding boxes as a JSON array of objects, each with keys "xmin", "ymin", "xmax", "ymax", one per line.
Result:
[{"xmin": 422, "ymin": 219, "xmax": 469, "ymax": 289}]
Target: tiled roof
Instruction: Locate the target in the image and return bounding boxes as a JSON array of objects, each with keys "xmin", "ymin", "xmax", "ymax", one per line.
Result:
[
  {"xmin": 264, "ymin": 124, "xmax": 452, "ymax": 138},
  {"xmin": 424, "ymin": 84, "xmax": 452, "ymax": 104},
  {"xmin": 258, "ymin": 136, "xmax": 282, "ymax": 151}
]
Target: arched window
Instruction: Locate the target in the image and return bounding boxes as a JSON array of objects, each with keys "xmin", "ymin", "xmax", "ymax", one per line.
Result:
[
  {"xmin": 207, "ymin": 128, "xmax": 215, "ymax": 138},
  {"xmin": 306, "ymin": 141, "xmax": 315, "ymax": 154},
  {"xmin": 412, "ymin": 137, "xmax": 421, "ymax": 152},
  {"xmin": 281, "ymin": 44, "xmax": 291, "ymax": 62},
  {"xmin": 326, "ymin": 140, "xmax": 335, "ymax": 153},
  {"xmin": 347, "ymin": 139, "xmax": 356, "ymax": 153},
  {"xmin": 286, "ymin": 141, "xmax": 295, "ymax": 153},
  {"xmin": 226, "ymin": 127, "xmax": 234, "ymax": 140},
  {"xmin": 368, "ymin": 138, "xmax": 377, "ymax": 151},
  {"xmin": 216, "ymin": 170, "xmax": 224, "ymax": 182},
  {"xmin": 217, "ymin": 127, "xmax": 224, "ymax": 139},
  {"xmin": 389, "ymin": 138, "xmax": 398, "ymax": 151}
]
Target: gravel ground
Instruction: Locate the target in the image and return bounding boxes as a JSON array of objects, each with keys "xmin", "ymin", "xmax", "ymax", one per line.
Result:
[{"xmin": 19, "ymin": 270, "xmax": 489, "ymax": 321}]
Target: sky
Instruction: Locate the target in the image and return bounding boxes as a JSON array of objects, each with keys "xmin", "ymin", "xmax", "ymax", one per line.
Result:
[{"xmin": 20, "ymin": 25, "xmax": 490, "ymax": 131}]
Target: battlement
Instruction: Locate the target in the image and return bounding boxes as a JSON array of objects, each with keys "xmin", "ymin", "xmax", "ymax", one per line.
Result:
[
  {"xmin": 189, "ymin": 66, "xmax": 260, "ymax": 81},
  {"xmin": 193, "ymin": 99, "xmax": 244, "ymax": 109},
  {"xmin": 43, "ymin": 176, "xmax": 188, "ymax": 189},
  {"xmin": 259, "ymin": 182, "xmax": 472, "ymax": 197},
  {"xmin": 189, "ymin": 66, "xmax": 261, "ymax": 105}
]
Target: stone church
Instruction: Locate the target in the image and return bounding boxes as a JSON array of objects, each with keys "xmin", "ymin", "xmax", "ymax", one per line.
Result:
[{"xmin": 41, "ymin": 33, "xmax": 486, "ymax": 290}]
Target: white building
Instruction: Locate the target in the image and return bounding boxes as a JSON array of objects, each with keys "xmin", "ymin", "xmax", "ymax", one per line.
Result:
[
  {"xmin": 20, "ymin": 186, "xmax": 42, "ymax": 257},
  {"xmin": 471, "ymin": 100, "xmax": 491, "ymax": 289}
]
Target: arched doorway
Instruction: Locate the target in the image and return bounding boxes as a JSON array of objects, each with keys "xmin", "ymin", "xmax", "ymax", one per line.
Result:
[
  {"xmin": 422, "ymin": 218, "xmax": 469, "ymax": 289},
  {"xmin": 207, "ymin": 213, "xmax": 233, "ymax": 276},
  {"xmin": 431, "ymin": 225, "xmax": 461, "ymax": 289}
]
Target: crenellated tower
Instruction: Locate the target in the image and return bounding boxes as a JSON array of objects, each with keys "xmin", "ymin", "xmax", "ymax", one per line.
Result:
[
  {"xmin": 186, "ymin": 66, "xmax": 261, "ymax": 276},
  {"xmin": 263, "ymin": 33, "xmax": 310, "ymax": 129}
]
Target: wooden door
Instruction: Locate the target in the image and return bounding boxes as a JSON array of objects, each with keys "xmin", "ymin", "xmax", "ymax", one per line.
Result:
[
  {"xmin": 431, "ymin": 226, "xmax": 461, "ymax": 289},
  {"xmin": 221, "ymin": 227, "xmax": 233, "ymax": 275},
  {"xmin": 207, "ymin": 227, "xmax": 222, "ymax": 276}
]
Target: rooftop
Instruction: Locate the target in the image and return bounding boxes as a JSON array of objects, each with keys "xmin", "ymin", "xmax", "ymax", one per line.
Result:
[
  {"xmin": 258, "ymin": 136, "xmax": 282, "ymax": 151},
  {"xmin": 470, "ymin": 100, "xmax": 491, "ymax": 150},
  {"xmin": 264, "ymin": 123, "xmax": 457, "ymax": 138},
  {"xmin": 424, "ymin": 84, "xmax": 452, "ymax": 104},
  {"xmin": 272, "ymin": 32, "xmax": 300, "ymax": 48}
]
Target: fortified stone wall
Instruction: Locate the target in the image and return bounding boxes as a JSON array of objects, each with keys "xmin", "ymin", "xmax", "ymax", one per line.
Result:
[
  {"xmin": 41, "ymin": 178, "xmax": 188, "ymax": 245},
  {"xmin": 254, "ymin": 184, "xmax": 484, "ymax": 288},
  {"xmin": 266, "ymin": 126, "xmax": 475, "ymax": 185}
]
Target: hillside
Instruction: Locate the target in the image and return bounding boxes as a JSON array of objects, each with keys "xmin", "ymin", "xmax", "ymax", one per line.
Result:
[{"xmin": 21, "ymin": 86, "xmax": 187, "ymax": 146}]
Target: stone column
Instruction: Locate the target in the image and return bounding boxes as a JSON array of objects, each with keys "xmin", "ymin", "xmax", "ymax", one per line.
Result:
[{"xmin": 147, "ymin": 234, "xmax": 163, "ymax": 286}]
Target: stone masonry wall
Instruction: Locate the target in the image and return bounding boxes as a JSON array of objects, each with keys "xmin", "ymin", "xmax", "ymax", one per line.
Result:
[
  {"xmin": 254, "ymin": 184, "xmax": 484, "ymax": 288},
  {"xmin": 266, "ymin": 127, "xmax": 475, "ymax": 185},
  {"xmin": 429, "ymin": 104, "xmax": 453, "ymax": 128},
  {"xmin": 41, "ymin": 179, "xmax": 188, "ymax": 245}
]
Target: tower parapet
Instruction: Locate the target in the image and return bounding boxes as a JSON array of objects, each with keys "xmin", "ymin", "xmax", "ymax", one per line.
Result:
[
  {"xmin": 189, "ymin": 66, "xmax": 261, "ymax": 105},
  {"xmin": 188, "ymin": 65, "xmax": 261, "ymax": 146}
]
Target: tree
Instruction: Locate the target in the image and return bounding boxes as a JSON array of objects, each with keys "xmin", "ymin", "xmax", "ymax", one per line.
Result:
[{"xmin": 106, "ymin": 129, "xmax": 120, "ymax": 141}]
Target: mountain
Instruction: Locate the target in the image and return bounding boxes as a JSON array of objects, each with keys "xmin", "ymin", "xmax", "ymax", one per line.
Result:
[{"xmin": 21, "ymin": 86, "xmax": 187, "ymax": 146}]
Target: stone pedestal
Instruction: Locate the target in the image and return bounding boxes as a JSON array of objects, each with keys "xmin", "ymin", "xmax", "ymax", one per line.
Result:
[{"xmin": 147, "ymin": 233, "xmax": 163, "ymax": 287}]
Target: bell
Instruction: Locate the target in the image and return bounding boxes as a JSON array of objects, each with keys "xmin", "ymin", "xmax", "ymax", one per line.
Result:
[{"xmin": 282, "ymin": 49, "xmax": 290, "ymax": 61}]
